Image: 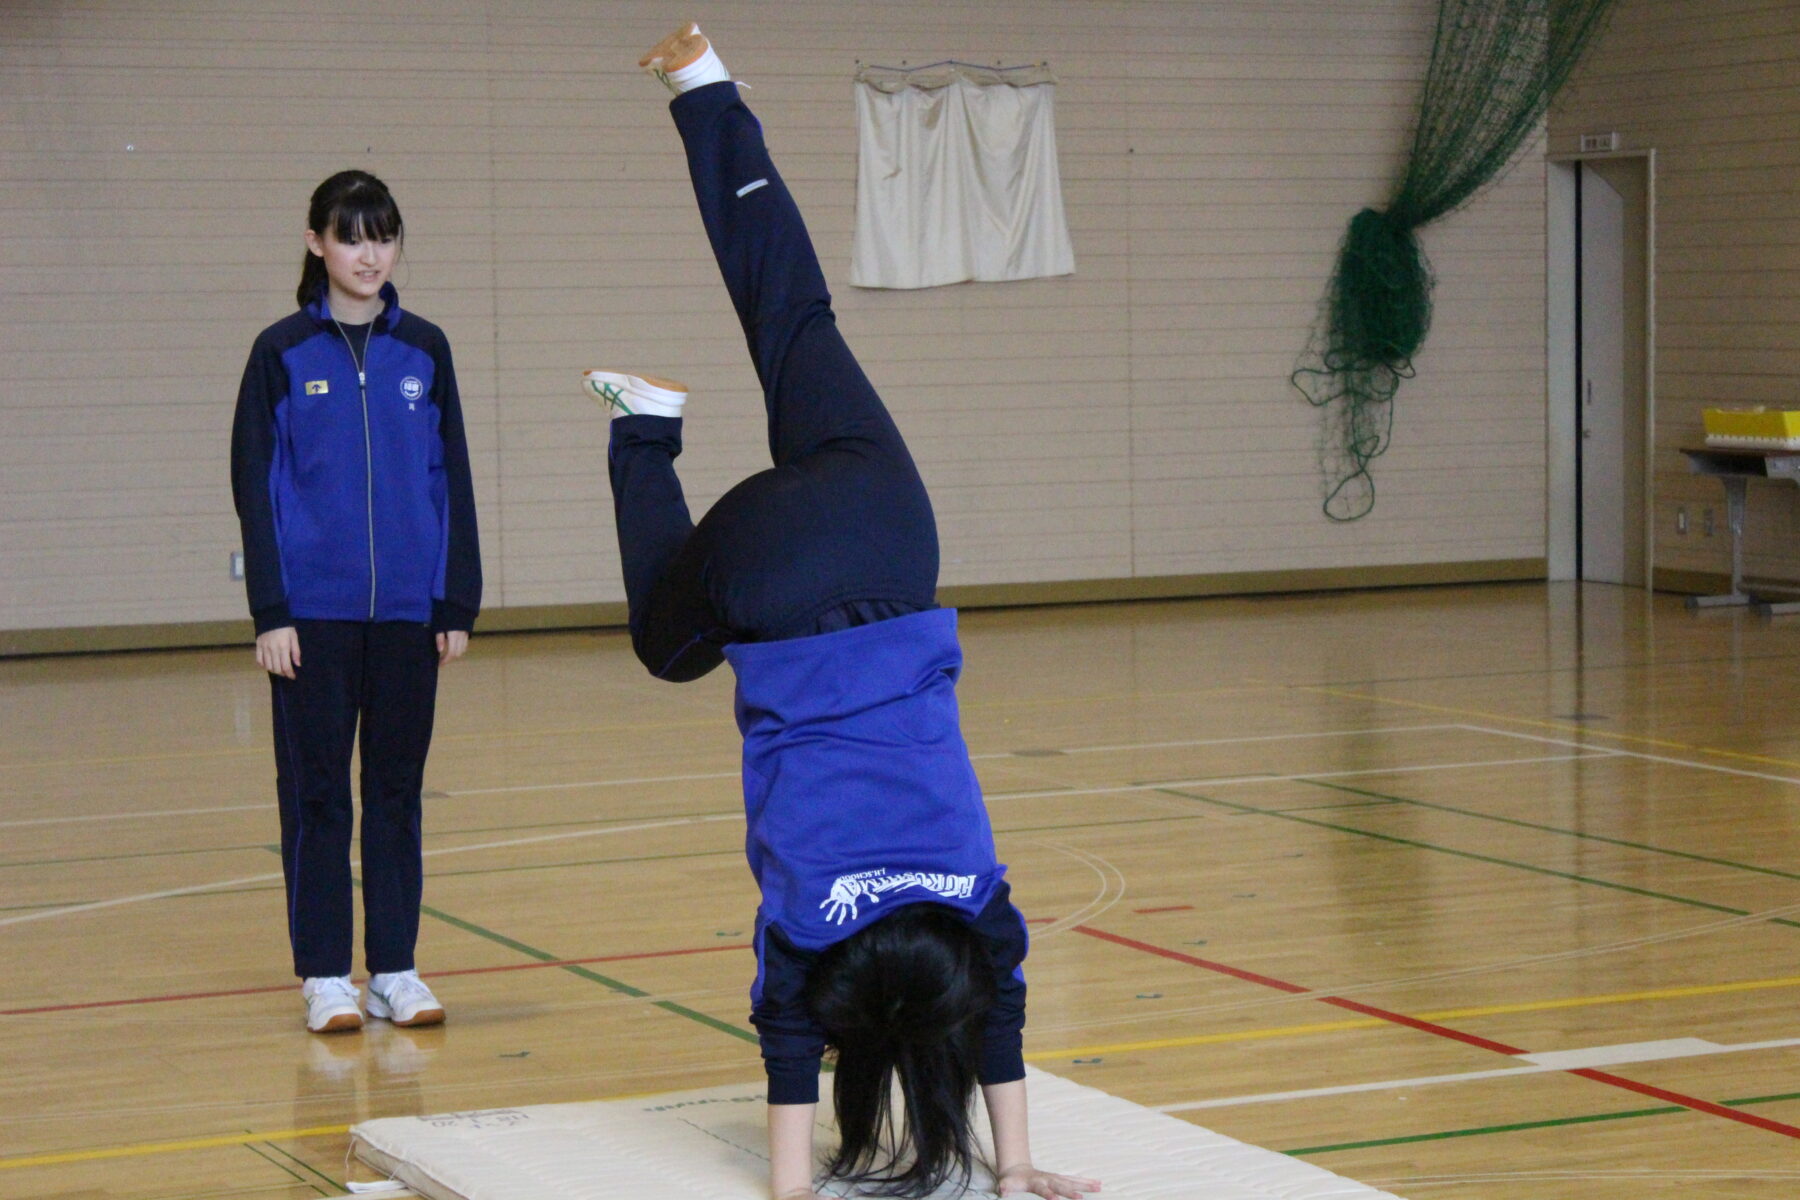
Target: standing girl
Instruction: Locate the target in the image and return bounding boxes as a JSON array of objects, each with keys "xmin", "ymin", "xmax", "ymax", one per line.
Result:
[
  {"xmin": 589, "ymin": 24, "xmax": 1099, "ymax": 1200},
  {"xmin": 231, "ymin": 170, "xmax": 482, "ymax": 1034}
]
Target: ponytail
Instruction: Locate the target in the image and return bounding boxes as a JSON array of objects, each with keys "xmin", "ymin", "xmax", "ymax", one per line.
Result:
[
  {"xmin": 807, "ymin": 904, "xmax": 995, "ymax": 1197},
  {"xmin": 297, "ymin": 170, "xmax": 404, "ymax": 309}
]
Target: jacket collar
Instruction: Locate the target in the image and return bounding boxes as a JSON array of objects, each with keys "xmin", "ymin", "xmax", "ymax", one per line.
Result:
[{"xmin": 305, "ymin": 281, "xmax": 402, "ymax": 332}]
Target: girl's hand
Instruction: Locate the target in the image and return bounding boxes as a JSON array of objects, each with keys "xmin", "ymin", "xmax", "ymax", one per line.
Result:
[
  {"xmin": 436, "ymin": 629, "xmax": 469, "ymax": 665},
  {"xmin": 255, "ymin": 626, "xmax": 301, "ymax": 679},
  {"xmin": 997, "ymin": 1163, "xmax": 1101, "ymax": 1199}
]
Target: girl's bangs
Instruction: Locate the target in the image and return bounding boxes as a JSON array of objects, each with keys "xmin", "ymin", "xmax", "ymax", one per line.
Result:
[{"xmin": 330, "ymin": 193, "xmax": 403, "ymax": 244}]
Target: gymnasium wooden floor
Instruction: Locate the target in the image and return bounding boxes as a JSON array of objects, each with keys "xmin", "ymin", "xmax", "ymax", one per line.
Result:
[{"xmin": 3, "ymin": 581, "xmax": 1798, "ymax": 1199}]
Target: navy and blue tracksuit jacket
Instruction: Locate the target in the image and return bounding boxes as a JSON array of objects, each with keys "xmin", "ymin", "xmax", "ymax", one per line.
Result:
[
  {"xmin": 231, "ymin": 284, "xmax": 481, "ymax": 633},
  {"xmin": 730, "ymin": 610, "xmax": 1028, "ymax": 1105}
]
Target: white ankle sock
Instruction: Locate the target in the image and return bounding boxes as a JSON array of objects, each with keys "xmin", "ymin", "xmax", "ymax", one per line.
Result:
[
  {"xmin": 622, "ymin": 377, "xmax": 686, "ymax": 418},
  {"xmin": 664, "ymin": 41, "xmax": 730, "ymax": 93}
]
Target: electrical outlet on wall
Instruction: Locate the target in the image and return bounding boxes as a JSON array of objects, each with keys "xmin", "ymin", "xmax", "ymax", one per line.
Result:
[
  {"xmin": 1675, "ymin": 507, "xmax": 1688, "ymax": 535},
  {"xmin": 229, "ymin": 551, "xmax": 245, "ymax": 580}
]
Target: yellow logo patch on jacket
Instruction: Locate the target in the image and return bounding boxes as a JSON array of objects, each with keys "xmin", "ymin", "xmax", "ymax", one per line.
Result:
[{"xmin": 305, "ymin": 380, "xmax": 330, "ymax": 395}]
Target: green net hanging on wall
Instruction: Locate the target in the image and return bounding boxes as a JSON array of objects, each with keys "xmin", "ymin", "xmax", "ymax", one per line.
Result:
[{"xmin": 1292, "ymin": 0, "xmax": 1618, "ymax": 521}]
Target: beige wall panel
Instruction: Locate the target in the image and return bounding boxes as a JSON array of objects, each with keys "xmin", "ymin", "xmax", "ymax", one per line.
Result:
[{"xmin": 4, "ymin": 0, "xmax": 1563, "ymax": 641}]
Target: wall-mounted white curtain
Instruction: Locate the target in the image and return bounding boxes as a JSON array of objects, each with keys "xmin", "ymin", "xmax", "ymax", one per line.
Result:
[{"xmin": 851, "ymin": 62, "xmax": 1075, "ymax": 290}]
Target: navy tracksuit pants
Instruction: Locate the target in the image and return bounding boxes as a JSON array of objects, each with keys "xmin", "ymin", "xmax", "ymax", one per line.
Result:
[
  {"xmin": 270, "ymin": 618, "xmax": 437, "ymax": 978},
  {"xmin": 608, "ymin": 82, "xmax": 939, "ymax": 682}
]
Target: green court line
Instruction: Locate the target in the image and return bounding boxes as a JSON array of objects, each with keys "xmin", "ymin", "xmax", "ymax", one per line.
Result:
[
  {"xmin": 1284, "ymin": 1104, "xmax": 1682, "ymax": 1154},
  {"xmin": 241, "ymin": 1139, "xmax": 336, "ymax": 1195},
  {"xmin": 1285, "ymin": 1090, "xmax": 1800, "ymax": 1156},
  {"xmin": 1733, "ymin": 1089, "xmax": 1800, "ymax": 1106},
  {"xmin": 1155, "ymin": 787, "xmax": 1783, "ymax": 924},
  {"xmin": 1262, "ymin": 798, "xmax": 1400, "ymax": 815},
  {"xmin": 1301, "ymin": 777, "xmax": 1800, "ymax": 884},
  {"xmin": 261, "ymin": 1138, "xmax": 344, "ymax": 1194},
  {"xmin": 414, "ymin": 900, "xmax": 756, "ymax": 1045}
]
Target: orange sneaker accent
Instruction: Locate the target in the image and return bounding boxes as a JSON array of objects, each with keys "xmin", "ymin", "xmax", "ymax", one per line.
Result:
[{"xmin": 639, "ymin": 21, "xmax": 708, "ymax": 73}]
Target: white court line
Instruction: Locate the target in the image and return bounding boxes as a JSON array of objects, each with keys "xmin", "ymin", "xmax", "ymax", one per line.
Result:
[
  {"xmin": 0, "ymin": 814, "xmax": 741, "ymax": 930},
  {"xmin": 0, "ymin": 725, "xmax": 1453, "ymax": 828},
  {"xmin": 6, "ymin": 745, "xmax": 1593, "ymax": 834},
  {"xmin": 444, "ymin": 770, "xmax": 739, "ymax": 798},
  {"xmin": 1049, "ymin": 724, "xmax": 1465, "ymax": 756},
  {"xmin": 1455, "ymin": 723, "xmax": 1800, "ymax": 788},
  {"xmin": 17, "ymin": 719, "xmax": 1800, "ymax": 830},
  {"xmin": 985, "ymin": 750, "xmax": 1622, "ymax": 803},
  {"xmin": 1158, "ymin": 1036, "xmax": 1800, "ymax": 1111},
  {"xmin": 1027, "ymin": 841, "xmax": 1127, "ymax": 937},
  {"xmin": 0, "ymin": 803, "xmax": 269, "ymax": 829}
]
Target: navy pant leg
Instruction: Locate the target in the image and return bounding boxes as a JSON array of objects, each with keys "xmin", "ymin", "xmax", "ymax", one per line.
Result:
[
  {"xmin": 608, "ymin": 414, "xmax": 730, "ymax": 681},
  {"xmin": 271, "ymin": 619, "xmax": 360, "ymax": 978},
  {"xmin": 608, "ymin": 82, "xmax": 939, "ymax": 671},
  {"xmin": 669, "ymin": 81, "xmax": 917, "ymax": 469},
  {"xmin": 356, "ymin": 621, "xmax": 439, "ymax": 974}
]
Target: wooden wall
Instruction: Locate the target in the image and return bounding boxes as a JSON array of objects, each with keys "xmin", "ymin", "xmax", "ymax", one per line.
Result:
[{"xmin": 1, "ymin": 1, "xmax": 1553, "ymax": 648}]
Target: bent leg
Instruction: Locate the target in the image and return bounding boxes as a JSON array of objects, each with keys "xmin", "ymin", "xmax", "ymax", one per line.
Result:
[{"xmin": 608, "ymin": 414, "xmax": 729, "ymax": 680}]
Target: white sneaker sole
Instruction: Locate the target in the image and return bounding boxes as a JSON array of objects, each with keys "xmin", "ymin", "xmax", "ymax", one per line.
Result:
[
  {"xmin": 308, "ymin": 1008, "xmax": 364, "ymax": 1034},
  {"xmin": 367, "ymin": 992, "xmax": 445, "ymax": 1027}
]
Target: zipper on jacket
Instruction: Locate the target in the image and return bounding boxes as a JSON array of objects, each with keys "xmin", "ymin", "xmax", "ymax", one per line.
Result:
[{"xmin": 333, "ymin": 318, "xmax": 378, "ymax": 619}]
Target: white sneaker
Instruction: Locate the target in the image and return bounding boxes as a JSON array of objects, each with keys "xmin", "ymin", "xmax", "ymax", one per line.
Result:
[
  {"xmin": 366, "ymin": 970, "xmax": 445, "ymax": 1027},
  {"xmin": 583, "ymin": 370, "xmax": 688, "ymax": 418},
  {"xmin": 301, "ymin": 975, "xmax": 363, "ymax": 1034},
  {"xmin": 638, "ymin": 22, "xmax": 730, "ymax": 94}
]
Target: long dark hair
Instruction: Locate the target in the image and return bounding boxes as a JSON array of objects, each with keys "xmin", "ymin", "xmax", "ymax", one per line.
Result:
[
  {"xmin": 806, "ymin": 903, "xmax": 996, "ymax": 1197},
  {"xmin": 297, "ymin": 170, "xmax": 404, "ymax": 308}
]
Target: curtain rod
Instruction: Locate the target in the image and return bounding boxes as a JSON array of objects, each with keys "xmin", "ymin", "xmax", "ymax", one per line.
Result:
[{"xmin": 854, "ymin": 59, "xmax": 1047, "ymax": 72}]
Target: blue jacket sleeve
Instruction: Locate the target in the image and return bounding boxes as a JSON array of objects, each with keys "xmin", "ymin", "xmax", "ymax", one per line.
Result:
[
  {"xmin": 230, "ymin": 332, "xmax": 291, "ymax": 633},
  {"xmin": 751, "ymin": 925, "xmax": 827, "ymax": 1105},
  {"xmin": 975, "ymin": 887, "xmax": 1028, "ymax": 1087},
  {"xmin": 428, "ymin": 329, "xmax": 482, "ymax": 632}
]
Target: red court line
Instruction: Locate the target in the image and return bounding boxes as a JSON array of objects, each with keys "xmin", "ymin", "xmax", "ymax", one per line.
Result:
[
  {"xmin": 1073, "ymin": 924, "xmax": 1309, "ymax": 993},
  {"xmin": 1570, "ymin": 1068, "xmax": 1800, "ymax": 1139},
  {"xmin": 1133, "ymin": 905, "xmax": 1196, "ymax": 914},
  {"xmin": 1319, "ymin": 994, "xmax": 1526, "ymax": 1056},
  {"xmin": 1, "ymin": 943, "xmax": 752, "ymax": 1016},
  {"xmin": 1073, "ymin": 924, "xmax": 1800, "ymax": 1141}
]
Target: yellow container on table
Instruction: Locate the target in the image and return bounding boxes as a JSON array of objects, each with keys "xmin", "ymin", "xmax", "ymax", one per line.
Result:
[{"xmin": 1703, "ymin": 407, "xmax": 1800, "ymax": 449}]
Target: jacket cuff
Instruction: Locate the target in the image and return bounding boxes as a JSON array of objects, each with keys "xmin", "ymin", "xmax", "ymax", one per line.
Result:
[
  {"xmin": 251, "ymin": 602, "xmax": 292, "ymax": 635},
  {"xmin": 764, "ymin": 1062, "xmax": 822, "ymax": 1106},
  {"xmin": 432, "ymin": 600, "xmax": 478, "ymax": 633},
  {"xmin": 978, "ymin": 1040, "xmax": 1025, "ymax": 1087}
]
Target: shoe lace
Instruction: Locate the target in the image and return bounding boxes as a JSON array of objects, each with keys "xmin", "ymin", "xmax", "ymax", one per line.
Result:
[
  {"xmin": 379, "ymin": 971, "xmax": 434, "ymax": 1007},
  {"xmin": 310, "ymin": 976, "xmax": 357, "ymax": 1003}
]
